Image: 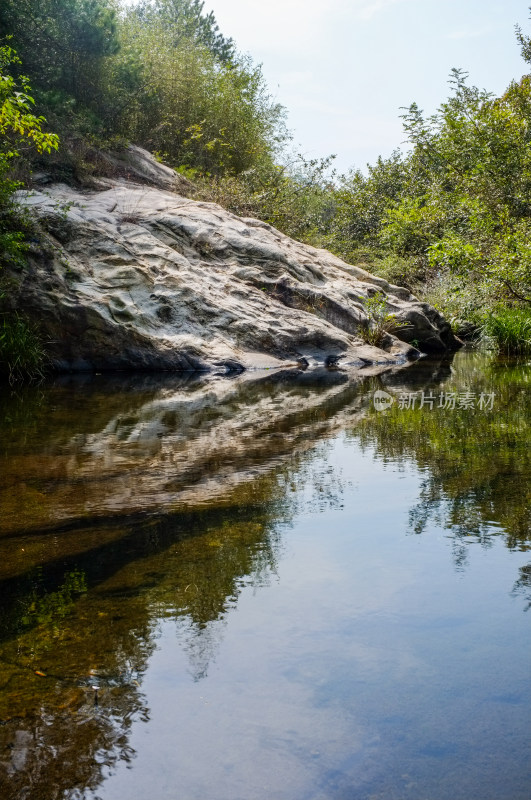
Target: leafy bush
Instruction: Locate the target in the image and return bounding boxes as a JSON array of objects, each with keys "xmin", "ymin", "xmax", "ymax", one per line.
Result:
[
  {"xmin": 0, "ymin": 313, "xmax": 46, "ymax": 382},
  {"xmin": 113, "ymin": 6, "xmax": 287, "ymax": 177},
  {"xmin": 1, "ymin": 43, "xmax": 59, "ymax": 268},
  {"xmin": 320, "ymin": 60, "xmax": 531, "ymax": 313},
  {"xmin": 480, "ymin": 308, "xmax": 531, "ymax": 355},
  {"xmin": 199, "ymin": 153, "xmax": 336, "ymax": 241},
  {"xmin": 0, "ymin": 45, "xmax": 58, "ymax": 380},
  {"xmin": 360, "ymin": 295, "xmax": 411, "ymax": 347}
]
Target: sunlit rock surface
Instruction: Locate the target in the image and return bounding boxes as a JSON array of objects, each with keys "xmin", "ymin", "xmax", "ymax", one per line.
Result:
[{"xmin": 12, "ymin": 148, "xmax": 459, "ymax": 372}]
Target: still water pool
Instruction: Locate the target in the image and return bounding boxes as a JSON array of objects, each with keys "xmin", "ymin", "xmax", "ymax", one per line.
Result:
[{"xmin": 0, "ymin": 350, "xmax": 529, "ymax": 800}]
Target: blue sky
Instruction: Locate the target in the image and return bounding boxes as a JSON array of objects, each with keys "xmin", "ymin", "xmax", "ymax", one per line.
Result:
[{"xmin": 204, "ymin": 0, "xmax": 531, "ymax": 172}]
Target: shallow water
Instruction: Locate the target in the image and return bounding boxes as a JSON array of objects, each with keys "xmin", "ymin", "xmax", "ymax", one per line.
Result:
[{"xmin": 0, "ymin": 351, "xmax": 529, "ymax": 800}]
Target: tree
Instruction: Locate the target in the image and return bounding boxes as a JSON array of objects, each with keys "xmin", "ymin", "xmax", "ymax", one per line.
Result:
[
  {"xmin": 135, "ymin": 0, "xmax": 235, "ymax": 63},
  {"xmin": 515, "ymin": 5, "xmax": 531, "ymax": 66},
  {"xmin": 0, "ymin": 44, "xmax": 59, "ymax": 269},
  {"xmin": 0, "ymin": 0, "xmax": 120, "ymax": 111},
  {"xmin": 116, "ymin": 7, "xmax": 286, "ymax": 176}
]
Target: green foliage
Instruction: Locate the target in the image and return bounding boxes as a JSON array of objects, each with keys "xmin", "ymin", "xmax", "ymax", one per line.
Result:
[
  {"xmin": 0, "ymin": 47, "xmax": 57, "ymax": 381},
  {"xmin": 0, "ymin": 0, "xmax": 120, "ymax": 114},
  {"xmin": 322, "ymin": 49, "xmax": 531, "ymax": 351},
  {"xmin": 515, "ymin": 9, "xmax": 531, "ymax": 66},
  {"xmin": 0, "ymin": 313, "xmax": 47, "ymax": 382},
  {"xmin": 201, "ymin": 153, "xmax": 336, "ymax": 240},
  {"xmin": 0, "ymin": 52, "xmax": 60, "ymax": 155},
  {"xmin": 480, "ymin": 307, "xmax": 531, "ymax": 355},
  {"xmin": 360, "ymin": 294, "xmax": 411, "ymax": 347},
  {"xmin": 381, "ymin": 70, "xmax": 531, "ymax": 305},
  {"xmin": 368, "ymin": 252, "xmax": 427, "ymax": 290},
  {"xmin": 0, "ymin": 44, "xmax": 59, "ymax": 272},
  {"xmin": 0, "ymin": 158, "xmax": 27, "ymax": 269},
  {"xmin": 114, "ymin": 6, "xmax": 287, "ymax": 176},
  {"xmin": 135, "ymin": 0, "xmax": 235, "ymax": 63},
  {"xmin": 422, "ymin": 272, "xmax": 484, "ymax": 334},
  {"xmin": 326, "ymin": 152, "xmax": 410, "ymax": 258}
]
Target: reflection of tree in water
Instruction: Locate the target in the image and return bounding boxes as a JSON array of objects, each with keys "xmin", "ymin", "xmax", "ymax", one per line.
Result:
[
  {"xmin": 2, "ymin": 350, "xmax": 527, "ymax": 797},
  {"xmin": 0, "ymin": 467, "xmax": 296, "ymax": 797},
  {"xmin": 354, "ymin": 353, "xmax": 531, "ymax": 577},
  {"xmin": 154, "ymin": 514, "xmax": 285, "ymax": 681},
  {"xmin": 0, "ymin": 571, "xmax": 154, "ymax": 800},
  {"xmin": 408, "ymin": 480, "xmax": 502, "ymax": 571},
  {"xmin": 512, "ymin": 563, "xmax": 531, "ymax": 612},
  {"xmin": 290, "ymin": 441, "xmax": 351, "ymax": 514},
  {"xmin": 0, "ymin": 389, "xmax": 356, "ymax": 797},
  {"xmin": 182, "ymin": 619, "xmax": 227, "ymax": 682},
  {"xmin": 0, "ymin": 686, "xmax": 145, "ymax": 800}
]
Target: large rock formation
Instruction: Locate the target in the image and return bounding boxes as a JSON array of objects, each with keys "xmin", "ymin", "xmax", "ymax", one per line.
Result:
[{"xmin": 12, "ymin": 147, "xmax": 460, "ymax": 373}]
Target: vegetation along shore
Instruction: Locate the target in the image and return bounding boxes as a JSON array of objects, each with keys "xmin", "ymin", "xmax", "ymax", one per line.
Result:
[{"xmin": 1, "ymin": 0, "xmax": 530, "ymax": 381}]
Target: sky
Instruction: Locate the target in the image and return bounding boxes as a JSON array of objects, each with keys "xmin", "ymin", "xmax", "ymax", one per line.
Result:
[{"xmin": 203, "ymin": 0, "xmax": 531, "ymax": 173}]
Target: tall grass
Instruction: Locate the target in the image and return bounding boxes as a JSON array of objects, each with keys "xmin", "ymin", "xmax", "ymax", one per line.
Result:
[
  {"xmin": 481, "ymin": 308, "xmax": 531, "ymax": 355},
  {"xmin": 0, "ymin": 313, "xmax": 47, "ymax": 383},
  {"xmin": 360, "ymin": 295, "xmax": 412, "ymax": 347}
]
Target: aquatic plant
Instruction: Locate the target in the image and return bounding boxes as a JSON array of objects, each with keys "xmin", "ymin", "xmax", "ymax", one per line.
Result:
[{"xmin": 481, "ymin": 307, "xmax": 531, "ymax": 355}]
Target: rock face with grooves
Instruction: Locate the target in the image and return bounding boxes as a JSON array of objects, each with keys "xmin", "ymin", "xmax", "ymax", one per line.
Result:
[{"xmin": 13, "ymin": 148, "xmax": 460, "ymax": 372}]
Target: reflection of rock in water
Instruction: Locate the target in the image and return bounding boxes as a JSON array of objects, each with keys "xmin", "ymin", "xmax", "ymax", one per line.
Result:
[
  {"xmin": 380, "ymin": 354, "xmax": 454, "ymax": 393},
  {"xmin": 0, "ymin": 363, "xmax": 416, "ymax": 538},
  {"xmin": 0, "ymin": 350, "xmax": 528, "ymax": 799},
  {"xmin": 0, "ymin": 356, "xmax": 458, "ymax": 667}
]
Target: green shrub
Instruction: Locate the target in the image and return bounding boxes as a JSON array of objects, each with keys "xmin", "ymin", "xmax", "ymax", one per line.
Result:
[
  {"xmin": 1, "ymin": 44, "xmax": 59, "ymax": 266},
  {"xmin": 115, "ymin": 9, "xmax": 287, "ymax": 178},
  {"xmin": 360, "ymin": 295, "xmax": 412, "ymax": 347},
  {"xmin": 480, "ymin": 307, "xmax": 531, "ymax": 355},
  {"xmin": 0, "ymin": 313, "xmax": 47, "ymax": 382}
]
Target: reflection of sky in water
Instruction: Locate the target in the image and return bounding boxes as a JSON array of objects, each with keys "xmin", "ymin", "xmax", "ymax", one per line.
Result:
[
  {"xmin": 0, "ymin": 351, "xmax": 529, "ymax": 800},
  {"xmin": 97, "ymin": 436, "xmax": 529, "ymax": 800}
]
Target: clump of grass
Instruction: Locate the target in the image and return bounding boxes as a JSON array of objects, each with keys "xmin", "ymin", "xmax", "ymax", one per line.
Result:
[
  {"xmin": 481, "ymin": 307, "xmax": 531, "ymax": 355},
  {"xmin": 360, "ymin": 294, "xmax": 411, "ymax": 347},
  {"xmin": 0, "ymin": 313, "xmax": 47, "ymax": 383}
]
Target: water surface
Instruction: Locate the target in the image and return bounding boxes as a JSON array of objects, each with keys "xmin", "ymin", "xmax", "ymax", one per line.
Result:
[{"xmin": 0, "ymin": 351, "xmax": 529, "ymax": 800}]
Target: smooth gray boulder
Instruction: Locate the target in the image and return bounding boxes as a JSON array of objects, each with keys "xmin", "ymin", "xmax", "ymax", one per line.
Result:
[{"xmin": 11, "ymin": 150, "xmax": 460, "ymax": 372}]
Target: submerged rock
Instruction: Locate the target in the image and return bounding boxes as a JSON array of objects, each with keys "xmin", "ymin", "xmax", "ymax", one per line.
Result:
[{"xmin": 12, "ymin": 148, "xmax": 460, "ymax": 372}]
